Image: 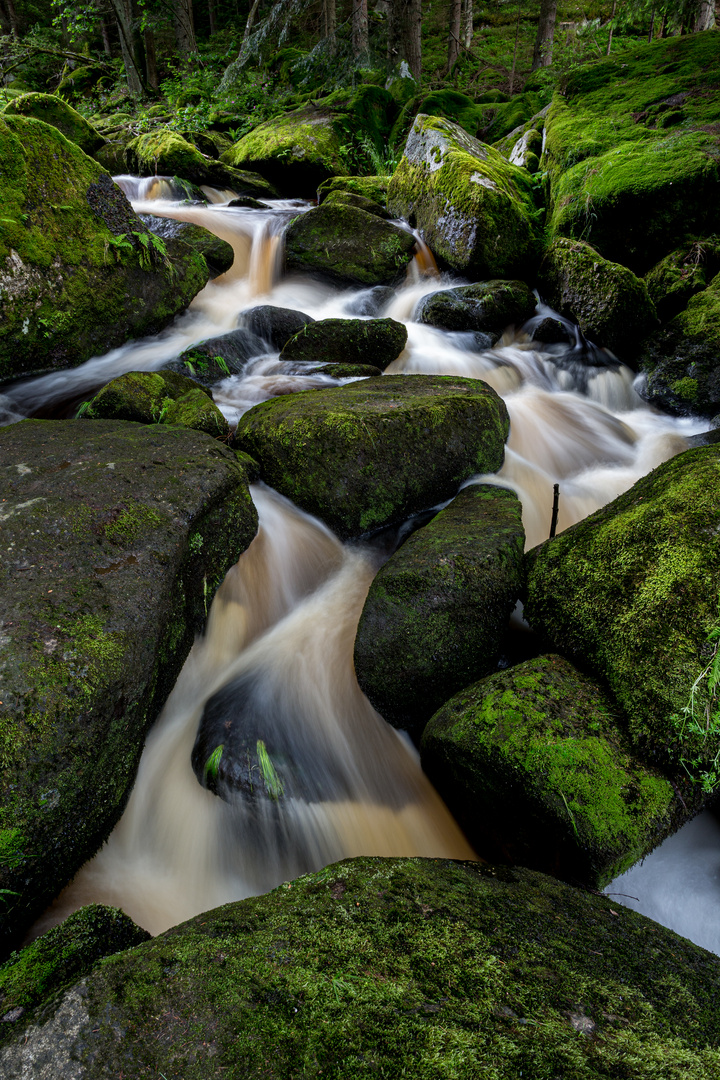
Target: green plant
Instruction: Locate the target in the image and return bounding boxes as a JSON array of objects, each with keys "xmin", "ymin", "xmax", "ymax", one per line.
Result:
[
  {"xmin": 256, "ymin": 740, "xmax": 284, "ymax": 801},
  {"xmin": 204, "ymin": 744, "xmax": 224, "ymax": 783},
  {"xmin": 213, "ymin": 355, "xmax": 231, "ymax": 375},
  {"xmin": 671, "ymin": 608, "xmax": 720, "ymax": 793}
]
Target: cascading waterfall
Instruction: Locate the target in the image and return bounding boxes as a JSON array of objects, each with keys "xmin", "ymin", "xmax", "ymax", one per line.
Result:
[{"xmin": 14, "ymin": 183, "xmax": 719, "ymax": 951}]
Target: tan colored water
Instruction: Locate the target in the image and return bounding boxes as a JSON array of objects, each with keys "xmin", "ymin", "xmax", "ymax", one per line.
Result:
[{"xmin": 15, "ymin": 180, "xmax": 708, "ymax": 940}]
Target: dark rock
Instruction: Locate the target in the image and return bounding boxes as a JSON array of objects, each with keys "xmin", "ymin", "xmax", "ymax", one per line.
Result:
[
  {"xmin": 171, "ymin": 328, "xmax": 267, "ymax": 386},
  {"xmin": 421, "ymin": 654, "xmax": 676, "ymax": 888},
  {"xmin": 529, "ymin": 316, "xmax": 574, "ymax": 345},
  {"xmin": 308, "ymin": 363, "xmax": 382, "ymax": 378},
  {"xmin": 415, "ymin": 280, "xmax": 536, "ymax": 336},
  {"xmin": 235, "ymin": 375, "xmax": 509, "ymax": 540},
  {"xmin": 284, "ymin": 202, "xmax": 416, "ymax": 288},
  {"xmin": 240, "ymin": 305, "xmax": 315, "ymax": 351},
  {"xmin": 343, "ymin": 286, "xmax": 395, "ymax": 317},
  {"xmin": 2, "ymin": 857, "xmax": 720, "ymax": 1076},
  {"xmin": 0, "ymin": 420, "xmax": 258, "ymax": 953},
  {"xmin": 644, "ymin": 238, "xmax": 720, "ymax": 323},
  {"xmin": 354, "ymin": 484, "xmax": 525, "ymax": 737},
  {"xmin": 322, "ymin": 190, "xmax": 391, "ymax": 219},
  {"xmin": 227, "ymin": 196, "xmax": 267, "ymax": 209},
  {"xmin": 139, "ymin": 215, "xmax": 234, "ymax": 278},
  {"xmin": 279, "ymin": 318, "xmax": 407, "ymax": 370}
]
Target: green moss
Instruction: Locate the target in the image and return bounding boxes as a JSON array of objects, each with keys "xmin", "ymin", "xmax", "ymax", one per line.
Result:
[
  {"xmin": 317, "ymin": 175, "xmax": 389, "ymax": 206},
  {"xmin": 644, "ymin": 237, "xmax": 720, "ymax": 322},
  {"xmin": 2, "ymin": 92, "xmax": 103, "ymax": 155},
  {"xmin": 0, "ymin": 830, "xmax": 25, "ymax": 872},
  {"xmin": 164, "ymin": 389, "xmax": 230, "ymax": 439},
  {"xmin": 279, "ymin": 317, "xmax": 407, "ymax": 370}
]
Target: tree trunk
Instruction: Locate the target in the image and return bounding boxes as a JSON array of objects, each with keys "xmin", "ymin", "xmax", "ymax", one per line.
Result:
[
  {"xmin": 352, "ymin": 0, "xmax": 369, "ymax": 58},
  {"xmin": 100, "ymin": 17, "xmax": 113, "ymax": 56},
  {"xmin": 531, "ymin": 0, "xmax": 557, "ymax": 70},
  {"xmin": 694, "ymin": 0, "xmax": 714, "ymax": 30},
  {"xmin": 647, "ymin": 2, "xmax": 655, "ymax": 41},
  {"xmin": 447, "ymin": 0, "xmax": 462, "ymax": 72},
  {"xmin": 144, "ymin": 28, "xmax": 159, "ymax": 89},
  {"xmin": 208, "ymin": 0, "xmax": 217, "ymax": 35},
  {"xmin": 509, "ymin": 0, "xmax": 521, "ymax": 92},
  {"xmin": 606, "ymin": 0, "xmax": 616, "ymax": 54},
  {"xmin": 324, "ymin": 0, "xmax": 337, "ymax": 53},
  {"xmin": 173, "ymin": 0, "xmax": 197, "ymax": 55},
  {"xmin": 242, "ymin": 0, "xmax": 260, "ymax": 43},
  {"xmin": 4, "ymin": 0, "xmax": 20, "ymax": 36},
  {"xmin": 108, "ymin": 0, "xmax": 146, "ymax": 98},
  {"xmin": 388, "ymin": 0, "xmax": 421, "ymax": 80},
  {"xmin": 462, "ymin": 0, "xmax": 473, "ymax": 48}
]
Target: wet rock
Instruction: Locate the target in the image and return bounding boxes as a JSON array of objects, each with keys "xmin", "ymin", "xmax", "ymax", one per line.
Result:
[
  {"xmin": 308, "ymin": 363, "xmax": 382, "ymax": 378},
  {"xmin": 387, "ymin": 114, "xmax": 541, "ymax": 280},
  {"xmin": 0, "ymin": 117, "xmax": 208, "ymax": 382},
  {"xmin": 322, "ymin": 190, "xmax": 391, "ymax": 219},
  {"xmin": 529, "ymin": 316, "xmax": 573, "ymax": 345},
  {"xmin": 0, "ymin": 420, "xmax": 258, "ymax": 953},
  {"xmin": 125, "ymin": 128, "xmax": 278, "ymax": 197},
  {"xmin": 317, "ymin": 175, "xmax": 389, "ymax": 206},
  {"xmin": 0, "ymin": 905, "xmax": 149, "ymax": 1031},
  {"xmin": 164, "ymin": 388, "xmax": 231, "ymax": 440},
  {"xmin": 525, "ymin": 444, "xmax": 720, "ymax": 789},
  {"xmin": 279, "ymin": 318, "xmax": 407, "ymax": 370},
  {"xmin": 343, "ymin": 286, "xmax": 395, "ymax": 317},
  {"xmin": 544, "ymin": 33, "xmax": 720, "ymax": 272},
  {"xmin": 235, "ymin": 374, "xmax": 509, "ymax": 539},
  {"xmin": 639, "ymin": 271, "xmax": 720, "ymax": 416},
  {"xmin": 644, "ymin": 238, "xmax": 720, "ymax": 323},
  {"xmin": 1, "ymin": 92, "xmax": 103, "ymax": 156},
  {"xmin": 284, "ymin": 202, "xmax": 416, "ymax": 288},
  {"xmin": 538, "ymin": 238, "xmax": 658, "ymax": 358},
  {"xmin": 415, "ymin": 280, "xmax": 536, "ymax": 336},
  {"xmin": 170, "ymin": 327, "xmax": 267, "ymax": 385},
  {"xmin": 240, "ymin": 305, "xmax": 315, "ymax": 351},
  {"xmin": 82, "ymin": 370, "xmax": 213, "ymax": 423},
  {"xmin": 227, "ymin": 195, "xmax": 267, "ymax": 209},
  {"xmin": 139, "ymin": 214, "xmax": 235, "ymax": 278},
  {"xmin": 354, "ymin": 484, "xmax": 525, "ymax": 736},
  {"xmin": 3, "ymin": 856, "xmax": 720, "ymax": 1076},
  {"xmin": 421, "ymin": 654, "xmax": 676, "ymax": 888}
]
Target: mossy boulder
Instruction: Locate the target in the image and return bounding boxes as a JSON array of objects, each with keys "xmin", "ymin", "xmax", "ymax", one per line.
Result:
[
  {"xmin": 235, "ymin": 375, "xmax": 509, "ymax": 539},
  {"xmin": 284, "ymin": 202, "xmax": 416, "ymax": 288},
  {"xmin": 537, "ymin": 238, "xmax": 659, "ymax": 358},
  {"xmin": 170, "ymin": 327, "xmax": 266, "ymax": 385},
  {"xmin": 415, "ymin": 279, "xmax": 536, "ymax": 337},
  {"xmin": 525, "ymin": 445, "xmax": 720, "ymax": 787},
  {"xmin": 2, "ymin": 92, "xmax": 103, "ymax": 156},
  {"xmin": 387, "ymin": 114, "xmax": 541, "ymax": 280},
  {"xmin": 322, "ymin": 189, "xmax": 391, "ymax": 219},
  {"xmin": 317, "ymin": 174, "xmax": 389, "ymax": 206},
  {"xmin": 139, "ymin": 213, "xmax": 235, "ymax": 278},
  {"xmin": 354, "ymin": 484, "xmax": 525, "ymax": 735},
  {"xmin": 83, "ymin": 371, "xmax": 230, "ymax": 440},
  {"xmin": 421, "ymin": 655, "xmax": 677, "ymax": 889},
  {"xmin": 0, "ymin": 420, "xmax": 258, "ymax": 953},
  {"xmin": 644, "ymin": 237, "xmax": 720, "ymax": 323},
  {"xmin": 309, "ymin": 362, "xmax": 382, "ymax": 378},
  {"xmin": 639, "ymin": 271, "xmax": 720, "ymax": 416},
  {"xmin": 0, "ymin": 116, "xmax": 208, "ymax": 382},
  {"xmin": 241, "ymin": 304, "xmax": 314, "ymax": 351},
  {"xmin": 4, "ymin": 856, "xmax": 720, "ymax": 1077},
  {"xmin": 544, "ymin": 33, "xmax": 720, "ymax": 273},
  {"xmin": 0, "ymin": 905, "xmax": 148, "ymax": 1032},
  {"xmin": 279, "ymin": 317, "xmax": 407, "ymax": 370},
  {"xmin": 125, "ymin": 128, "xmax": 278, "ymax": 197}
]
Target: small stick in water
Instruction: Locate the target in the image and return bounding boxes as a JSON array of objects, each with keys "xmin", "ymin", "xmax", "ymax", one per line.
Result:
[{"xmin": 549, "ymin": 483, "xmax": 560, "ymax": 539}]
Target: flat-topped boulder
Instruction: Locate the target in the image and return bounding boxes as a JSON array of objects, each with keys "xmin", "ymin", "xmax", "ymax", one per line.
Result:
[
  {"xmin": 415, "ymin": 279, "xmax": 536, "ymax": 336},
  {"xmin": 3, "ymin": 856, "xmax": 720, "ymax": 1075},
  {"xmin": 279, "ymin": 317, "xmax": 407, "ymax": 370},
  {"xmin": 354, "ymin": 484, "xmax": 525, "ymax": 735},
  {"xmin": 0, "ymin": 420, "xmax": 258, "ymax": 954},
  {"xmin": 235, "ymin": 375, "xmax": 509, "ymax": 539},
  {"xmin": 125, "ymin": 128, "xmax": 277, "ymax": 196}
]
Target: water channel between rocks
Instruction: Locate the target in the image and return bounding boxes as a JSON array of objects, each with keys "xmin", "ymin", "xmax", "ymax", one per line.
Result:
[{"xmin": 10, "ymin": 184, "xmax": 719, "ymax": 954}]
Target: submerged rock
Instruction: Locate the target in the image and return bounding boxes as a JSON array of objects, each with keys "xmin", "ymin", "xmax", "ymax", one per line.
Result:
[
  {"xmin": 126, "ymin": 127, "xmax": 277, "ymax": 196},
  {"xmin": 415, "ymin": 279, "xmax": 536, "ymax": 336},
  {"xmin": 240, "ymin": 304, "xmax": 315, "ymax": 351},
  {"xmin": 0, "ymin": 420, "xmax": 258, "ymax": 953},
  {"xmin": 279, "ymin": 318, "xmax": 407, "ymax": 370},
  {"xmin": 525, "ymin": 445, "xmax": 720, "ymax": 788},
  {"xmin": 538, "ymin": 238, "xmax": 658, "ymax": 358},
  {"xmin": 284, "ymin": 202, "xmax": 416, "ymax": 288},
  {"xmin": 387, "ymin": 114, "xmax": 541, "ymax": 280},
  {"xmin": 171, "ymin": 327, "xmax": 267, "ymax": 385},
  {"xmin": 3, "ymin": 856, "xmax": 720, "ymax": 1076},
  {"xmin": 139, "ymin": 214, "xmax": 235, "ymax": 278},
  {"xmin": 235, "ymin": 375, "xmax": 509, "ymax": 539},
  {"xmin": 421, "ymin": 654, "xmax": 677, "ymax": 888},
  {"xmin": 354, "ymin": 484, "xmax": 525, "ymax": 736},
  {"xmin": 0, "ymin": 116, "xmax": 208, "ymax": 382},
  {"xmin": 1, "ymin": 92, "xmax": 103, "ymax": 156}
]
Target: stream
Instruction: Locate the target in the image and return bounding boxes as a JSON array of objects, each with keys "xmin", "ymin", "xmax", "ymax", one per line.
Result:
[{"xmin": 7, "ymin": 183, "xmax": 719, "ymax": 955}]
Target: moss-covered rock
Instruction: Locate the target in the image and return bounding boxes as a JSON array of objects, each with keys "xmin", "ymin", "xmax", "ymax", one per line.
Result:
[
  {"xmin": 284, "ymin": 202, "xmax": 416, "ymax": 287},
  {"xmin": 308, "ymin": 362, "xmax": 382, "ymax": 378},
  {"xmin": 322, "ymin": 189, "xmax": 391, "ymax": 219},
  {"xmin": 493, "ymin": 107, "xmax": 549, "ymax": 165},
  {"xmin": 1, "ymin": 92, "xmax": 103, "ymax": 156},
  {"xmin": 0, "ymin": 905, "xmax": 148, "ymax": 1034},
  {"xmin": 525, "ymin": 445, "xmax": 720, "ymax": 788},
  {"xmin": 139, "ymin": 213, "xmax": 235, "ymax": 278},
  {"xmin": 354, "ymin": 485, "xmax": 525, "ymax": 735},
  {"xmin": 0, "ymin": 116, "xmax": 208, "ymax": 382},
  {"xmin": 125, "ymin": 128, "xmax": 278, "ymax": 196},
  {"xmin": 644, "ymin": 237, "xmax": 720, "ymax": 323},
  {"xmin": 83, "ymin": 371, "xmax": 230, "ymax": 440},
  {"xmin": 415, "ymin": 279, "xmax": 536, "ymax": 336},
  {"xmin": 241, "ymin": 304, "xmax": 314, "ymax": 351},
  {"xmin": 387, "ymin": 114, "xmax": 542, "ymax": 280},
  {"xmin": 544, "ymin": 32, "xmax": 720, "ymax": 273},
  {"xmin": 235, "ymin": 375, "xmax": 509, "ymax": 539},
  {"xmin": 639, "ymin": 271, "xmax": 720, "ymax": 416},
  {"xmin": 279, "ymin": 317, "xmax": 407, "ymax": 370},
  {"xmin": 421, "ymin": 655, "xmax": 677, "ymax": 889},
  {"xmin": 0, "ymin": 420, "xmax": 258, "ymax": 953},
  {"xmin": 317, "ymin": 174, "xmax": 389, "ymax": 206},
  {"xmin": 171, "ymin": 327, "xmax": 266, "ymax": 385},
  {"xmin": 537, "ymin": 237, "xmax": 659, "ymax": 357},
  {"xmin": 4, "ymin": 856, "xmax": 720, "ymax": 1077}
]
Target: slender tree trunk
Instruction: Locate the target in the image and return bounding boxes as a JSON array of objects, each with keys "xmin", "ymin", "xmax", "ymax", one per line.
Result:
[
  {"xmin": 388, "ymin": 0, "xmax": 421, "ymax": 80},
  {"xmin": 606, "ymin": 0, "xmax": 616, "ymax": 54},
  {"xmin": 242, "ymin": 0, "xmax": 260, "ymax": 43},
  {"xmin": 208, "ymin": 0, "xmax": 217, "ymax": 34},
  {"xmin": 647, "ymin": 2, "xmax": 655, "ymax": 41},
  {"xmin": 462, "ymin": 0, "xmax": 473, "ymax": 47},
  {"xmin": 4, "ymin": 0, "xmax": 19, "ymax": 36},
  {"xmin": 352, "ymin": 0, "xmax": 369, "ymax": 57},
  {"xmin": 659, "ymin": 12, "xmax": 667, "ymax": 36},
  {"xmin": 100, "ymin": 17, "xmax": 113, "ymax": 55},
  {"xmin": 144, "ymin": 28, "xmax": 158, "ymax": 88},
  {"xmin": 694, "ymin": 0, "xmax": 714, "ymax": 30},
  {"xmin": 109, "ymin": 0, "xmax": 146, "ymax": 97},
  {"xmin": 509, "ymin": 0, "xmax": 521, "ymax": 91},
  {"xmin": 447, "ymin": 0, "xmax": 462, "ymax": 72},
  {"xmin": 532, "ymin": 0, "xmax": 557, "ymax": 70},
  {"xmin": 173, "ymin": 0, "xmax": 197, "ymax": 55},
  {"xmin": 324, "ymin": 0, "xmax": 337, "ymax": 53}
]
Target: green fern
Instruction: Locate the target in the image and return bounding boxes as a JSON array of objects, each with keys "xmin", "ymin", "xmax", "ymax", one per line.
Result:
[
  {"xmin": 204, "ymin": 744, "xmax": 224, "ymax": 784},
  {"xmin": 671, "ymin": 605, "xmax": 720, "ymax": 793},
  {"xmin": 256, "ymin": 740, "xmax": 284, "ymax": 801}
]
